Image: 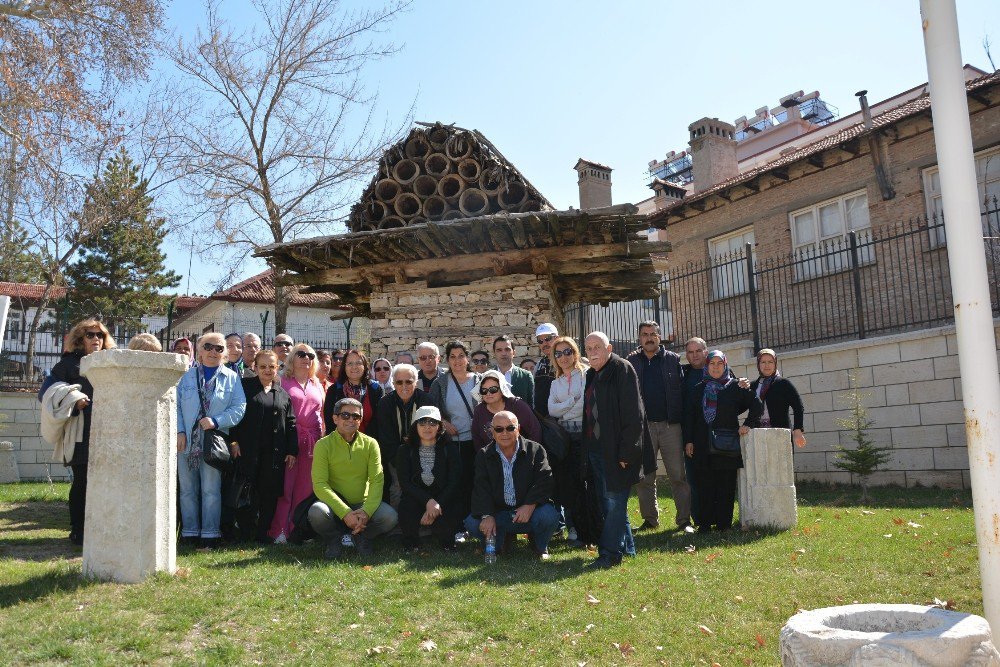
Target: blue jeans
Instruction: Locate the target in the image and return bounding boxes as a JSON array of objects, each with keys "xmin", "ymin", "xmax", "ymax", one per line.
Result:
[
  {"xmin": 177, "ymin": 455, "xmax": 222, "ymax": 538},
  {"xmin": 588, "ymin": 449, "xmax": 635, "ymax": 562},
  {"xmin": 464, "ymin": 503, "xmax": 561, "ymax": 553}
]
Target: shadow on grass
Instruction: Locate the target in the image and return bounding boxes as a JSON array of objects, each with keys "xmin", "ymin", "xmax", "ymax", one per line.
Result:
[
  {"xmin": 0, "ymin": 535, "xmax": 79, "ymax": 562},
  {"xmin": 632, "ymin": 525, "xmax": 778, "ymax": 554},
  {"xmin": 0, "ymin": 569, "xmax": 94, "ymax": 609},
  {"xmin": 0, "ymin": 502, "xmax": 67, "ymax": 533}
]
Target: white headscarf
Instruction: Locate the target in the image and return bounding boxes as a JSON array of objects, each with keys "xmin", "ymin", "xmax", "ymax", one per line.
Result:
[{"xmin": 471, "ymin": 369, "xmax": 515, "ymax": 404}]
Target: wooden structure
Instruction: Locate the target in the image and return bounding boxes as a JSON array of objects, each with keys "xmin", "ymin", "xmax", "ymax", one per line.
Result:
[{"xmin": 257, "ymin": 125, "xmax": 669, "ymax": 358}]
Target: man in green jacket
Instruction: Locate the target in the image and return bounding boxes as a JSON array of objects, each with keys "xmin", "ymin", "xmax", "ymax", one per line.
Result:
[{"xmin": 308, "ymin": 397, "xmax": 398, "ymax": 559}]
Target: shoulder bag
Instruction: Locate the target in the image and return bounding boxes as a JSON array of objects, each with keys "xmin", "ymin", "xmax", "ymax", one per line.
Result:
[{"xmin": 708, "ymin": 428, "xmax": 742, "ymax": 458}]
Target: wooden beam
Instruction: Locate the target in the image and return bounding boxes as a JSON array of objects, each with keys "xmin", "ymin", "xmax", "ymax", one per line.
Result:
[
  {"xmin": 970, "ymin": 92, "xmax": 991, "ymax": 108},
  {"xmin": 841, "ymin": 138, "xmax": 863, "ymax": 156},
  {"xmin": 424, "ymin": 222, "xmax": 456, "ymax": 255},
  {"xmin": 771, "ymin": 167, "xmax": 790, "ymax": 181},
  {"xmin": 742, "ymin": 177, "xmax": 760, "ymax": 193},
  {"xmin": 806, "ymin": 154, "xmax": 825, "ymax": 169},
  {"xmin": 688, "ymin": 199, "xmax": 707, "ymax": 212},
  {"xmin": 509, "ymin": 218, "xmax": 528, "ymax": 249},
  {"xmin": 491, "ymin": 257, "xmax": 511, "ymax": 276}
]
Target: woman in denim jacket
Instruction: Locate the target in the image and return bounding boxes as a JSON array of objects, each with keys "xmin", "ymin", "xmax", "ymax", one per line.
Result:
[{"xmin": 176, "ymin": 332, "xmax": 247, "ymax": 548}]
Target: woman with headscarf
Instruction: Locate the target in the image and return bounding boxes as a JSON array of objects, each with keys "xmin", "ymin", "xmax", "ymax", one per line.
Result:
[
  {"xmin": 270, "ymin": 343, "xmax": 325, "ymax": 543},
  {"xmin": 39, "ymin": 319, "xmax": 116, "ymax": 545},
  {"xmin": 176, "ymin": 332, "xmax": 247, "ymax": 549},
  {"xmin": 683, "ymin": 350, "xmax": 763, "ymax": 532},
  {"xmin": 395, "ymin": 406, "xmax": 463, "ymax": 553},
  {"xmin": 372, "ymin": 357, "xmax": 393, "ymax": 391},
  {"xmin": 749, "ymin": 348, "xmax": 807, "ymax": 449},
  {"xmin": 172, "ymin": 337, "xmax": 195, "ymax": 367},
  {"xmin": 470, "ymin": 370, "xmax": 541, "ymax": 450}
]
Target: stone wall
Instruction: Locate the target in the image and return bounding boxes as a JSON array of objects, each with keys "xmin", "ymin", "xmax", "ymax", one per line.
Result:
[
  {"xmin": 367, "ymin": 274, "xmax": 564, "ymax": 361},
  {"xmin": 0, "ymin": 391, "xmax": 69, "ymax": 481},
  {"xmin": 717, "ymin": 321, "xmax": 1000, "ymax": 490}
]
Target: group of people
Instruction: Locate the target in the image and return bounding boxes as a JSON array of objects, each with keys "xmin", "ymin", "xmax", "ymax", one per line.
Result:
[{"xmin": 39, "ymin": 317, "xmax": 806, "ymax": 570}]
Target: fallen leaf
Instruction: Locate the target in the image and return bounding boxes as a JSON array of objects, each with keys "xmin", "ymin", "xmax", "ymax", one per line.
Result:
[
  {"xmin": 892, "ymin": 517, "xmax": 905, "ymax": 525},
  {"xmin": 366, "ymin": 646, "xmax": 392, "ymax": 657},
  {"xmin": 75, "ymin": 604, "xmax": 85, "ymax": 611},
  {"xmin": 699, "ymin": 624, "xmax": 714, "ymax": 635},
  {"xmin": 585, "ymin": 624, "xmax": 596, "ymax": 632},
  {"xmin": 656, "ymin": 646, "xmax": 664, "ymax": 651},
  {"xmin": 908, "ymin": 521, "xmax": 923, "ymax": 528},
  {"xmin": 358, "ymin": 610, "xmax": 365, "ymax": 618},
  {"xmin": 932, "ymin": 598, "xmax": 957, "ymax": 610},
  {"xmin": 922, "ymin": 571, "xmax": 935, "ymax": 577},
  {"xmin": 401, "ymin": 630, "xmax": 413, "ymax": 637},
  {"xmin": 419, "ymin": 639, "xmax": 437, "ymax": 652},
  {"xmin": 175, "ymin": 567, "xmax": 191, "ymax": 578},
  {"xmin": 755, "ymin": 633, "xmax": 766, "ymax": 649},
  {"xmin": 789, "ymin": 553, "xmax": 799, "ymax": 563},
  {"xmin": 705, "ymin": 552, "xmax": 721, "ymax": 563},
  {"xmin": 613, "ymin": 641, "xmax": 635, "ymax": 657},
  {"xmin": 684, "ymin": 544, "xmax": 697, "ymax": 554},
  {"xmin": 362, "ymin": 565, "xmax": 373, "ymax": 571},
  {"xmin": 349, "ymin": 623, "xmax": 360, "ymax": 629},
  {"xmin": 586, "ymin": 594, "xmax": 601, "ymax": 605},
  {"xmin": 795, "ymin": 548, "xmax": 806, "ymax": 554},
  {"xmin": 734, "ymin": 595, "xmax": 744, "ymax": 603},
  {"xmin": 883, "ymin": 534, "xmax": 893, "ymax": 538}
]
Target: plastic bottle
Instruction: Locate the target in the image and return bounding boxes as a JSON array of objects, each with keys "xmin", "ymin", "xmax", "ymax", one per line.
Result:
[{"xmin": 484, "ymin": 534, "xmax": 497, "ymax": 564}]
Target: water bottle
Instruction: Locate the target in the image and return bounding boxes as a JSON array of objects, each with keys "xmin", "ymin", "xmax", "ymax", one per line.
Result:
[{"xmin": 484, "ymin": 534, "xmax": 497, "ymax": 565}]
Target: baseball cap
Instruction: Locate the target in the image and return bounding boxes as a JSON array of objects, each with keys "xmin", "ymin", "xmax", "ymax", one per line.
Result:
[{"xmin": 534, "ymin": 323, "xmax": 558, "ymax": 337}]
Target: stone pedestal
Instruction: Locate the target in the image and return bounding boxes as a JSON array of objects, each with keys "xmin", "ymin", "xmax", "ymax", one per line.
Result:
[
  {"xmin": 80, "ymin": 349, "xmax": 188, "ymax": 583},
  {"xmin": 780, "ymin": 604, "xmax": 1000, "ymax": 665},
  {"xmin": 738, "ymin": 428, "xmax": 797, "ymax": 531},
  {"xmin": 0, "ymin": 441, "xmax": 19, "ymax": 483}
]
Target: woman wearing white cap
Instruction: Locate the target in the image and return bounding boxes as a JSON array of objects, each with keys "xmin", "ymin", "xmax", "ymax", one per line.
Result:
[{"xmin": 395, "ymin": 406, "xmax": 464, "ymax": 552}]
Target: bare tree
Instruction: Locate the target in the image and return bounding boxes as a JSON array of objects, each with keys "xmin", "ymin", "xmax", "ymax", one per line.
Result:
[{"xmin": 162, "ymin": 0, "xmax": 409, "ymax": 333}]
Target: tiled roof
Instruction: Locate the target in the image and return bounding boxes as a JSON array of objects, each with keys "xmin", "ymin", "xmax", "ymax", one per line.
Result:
[
  {"xmin": 212, "ymin": 270, "xmax": 336, "ymax": 307},
  {"xmin": 0, "ymin": 282, "xmax": 68, "ymax": 302},
  {"xmin": 649, "ymin": 69, "xmax": 1000, "ymax": 225},
  {"xmin": 173, "ymin": 296, "xmax": 207, "ymax": 311},
  {"xmin": 575, "ymin": 158, "xmax": 613, "ymax": 171}
]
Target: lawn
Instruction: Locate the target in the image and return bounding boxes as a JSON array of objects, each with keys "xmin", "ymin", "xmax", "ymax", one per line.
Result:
[{"xmin": 0, "ymin": 481, "xmax": 981, "ymax": 665}]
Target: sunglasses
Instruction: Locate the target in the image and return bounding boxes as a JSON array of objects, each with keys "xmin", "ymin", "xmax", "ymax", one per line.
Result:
[
  {"xmin": 492, "ymin": 425, "xmax": 517, "ymax": 433},
  {"xmin": 274, "ymin": 341, "xmax": 293, "ymax": 347},
  {"xmin": 395, "ymin": 379, "xmax": 415, "ymax": 385},
  {"xmin": 203, "ymin": 343, "xmax": 225, "ymax": 353},
  {"xmin": 84, "ymin": 331, "xmax": 104, "ymax": 340},
  {"xmin": 295, "ymin": 350, "xmax": 316, "ymax": 360},
  {"xmin": 332, "ymin": 356, "xmax": 344, "ymax": 362},
  {"xmin": 418, "ymin": 355, "xmax": 436, "ymax": 361},
  {"xmin": 337, "ymin": 412, "xmax": 363, "ymax": 421},
  {"xmin": 416, "ymin": 418, "xmax": 440, "ymax": 427},
  {"xmin": 536, "ymin": 335, "xmax": 555, "ymax": 344},
  {"xmin": 480, "ymin": 385, "xmax": 501, "ymax": 396},
  {"xmin": 472, "ymin": 358, "xmax": 489, "ymax": 365},
  {"xmin": 553, "ymin": 348, "xmax": 575, "ymax": 358},
  {"xmin": 373, "ymin": 365, "xmax": 391, "ymax": 372}
]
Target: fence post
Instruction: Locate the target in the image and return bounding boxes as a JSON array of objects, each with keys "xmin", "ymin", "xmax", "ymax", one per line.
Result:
[
  {"xmin": 745, "ymin": 242, "xmax": 761, "ymax": 354},
  {"xmin": 848, "ymin": 231, "xmax": 866, "ymax": 339}
]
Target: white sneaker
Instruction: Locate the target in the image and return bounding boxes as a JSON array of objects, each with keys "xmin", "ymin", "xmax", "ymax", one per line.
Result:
[
  {"xmin": 342, "ymin": 534, "xmax": 354, "ymax": 547},
  {"xmin": 274, "ymin": 533, "xmax": 287, "ymax": 545},
  {"xmin": 454, "ymin": 531, "xmax": 467, "ymax": 544},
  {"xmin": 567, "ymin": 528, "xmax": 578, "ymax": 541}
]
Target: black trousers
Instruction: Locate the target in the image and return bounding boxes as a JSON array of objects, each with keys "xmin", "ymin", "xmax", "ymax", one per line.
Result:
[
  {"xmin": 694, "ymin": 466, "xmax": 738, "ymax": 530},
  {"xmin": 456, "ymin": 440, "xmax": 476, "ymax": 519},
  {"xmin": 397, "ymin": 495, "xmax": 463, "ymax": 548},
  {"xmin": 69, "ymin": 464, "xmax": 88, "ymax": 536}
]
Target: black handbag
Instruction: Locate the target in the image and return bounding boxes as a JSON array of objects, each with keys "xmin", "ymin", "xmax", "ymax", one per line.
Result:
[
  {"xmin": 708, "ymin": 428, "xmax": 742, "ymax": 457},
  {"xmin": 223, "ymin": 468, "xmax": 253, "ymax": 510},
  {"xmin": 535, "ymin": 411, "xmax": 569, "ymax": 463}
]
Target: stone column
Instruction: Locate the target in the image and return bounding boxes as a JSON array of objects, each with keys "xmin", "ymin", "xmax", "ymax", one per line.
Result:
[
  {"xmin": 0, "ymin": 441, "xmax": 19, "ymax": 483},
  {"xmin": 80, "ymin": 349, "xmax": 188, "ymax": 583},
  {"xmin": 738, "ymin": 428, "xmax": 797, "ymax": 531}
]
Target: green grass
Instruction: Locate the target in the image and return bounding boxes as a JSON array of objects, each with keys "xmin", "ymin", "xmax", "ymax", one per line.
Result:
[{"xmin": 0, "ymin": 481, "xmax": 981, "ymax": 665}]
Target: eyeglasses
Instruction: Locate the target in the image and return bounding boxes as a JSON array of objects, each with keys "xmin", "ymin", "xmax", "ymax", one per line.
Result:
[
  {"xmin": 373, "ymin": 365, "xmax": 391, "ymax": 372},
  {"xmin": 274, "ymin": 341, "xmax": 293, "ymax": 348},
  {"xmin": 472, "ymin": 358, "xmax": 489, "ymax": 366},
  {"xmin": 492, "ymin": 425, "xmax": 517, "ymax": 433},
  {"xmin": 418, "ymin": 355, "xmax": 436, "ymax": 361},
  {"xmin": 202, "ymin": 343, "xmax": 225, "ymax": 353},
  {"xmin": 395, "ymin": 379, "xmax": 415, "ymax": 385},
  {"xmin": 536, "ymin": 335, "xmax": 555, "ymax": 344},
  {"xmin": 416, "ymin": 418, "xmax": 440, "ymax": 427},
  {"xmin": 553, "ymin": 348, "xmax": 575, "ymax": 358},
  {"xmin": 480, "ymin": 385, "xmax": 501, "ymax": 396},
  {"xmin": 346, "ymin": 360, "xmax": 364, "ymax": 367},
  {"xmin": 337, "ymin": 412, "xmax": 363, "ymax": 421},
  {"xmin": 84, "ymin": 331, "xmax": 104, "ymax": 340},
  {"xmin": 295, "ymin": 350, "xmax": 316, "ymax": 360}
]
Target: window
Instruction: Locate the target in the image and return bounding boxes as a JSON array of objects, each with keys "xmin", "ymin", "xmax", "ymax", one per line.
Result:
[
  {"xmin": 709, "ymin": 226, "xmax": 755, "ymax": 298},
  {"xmin": 923, "ymin": 145, "xmax": 1000, "ymax": 245},
  {"xmin": 790, "ymin": 191, "xmax": 872, "ymax": 279},
  {"xmin": 6, "ymin": 309, "xmax": 24, "ymax": 342}
]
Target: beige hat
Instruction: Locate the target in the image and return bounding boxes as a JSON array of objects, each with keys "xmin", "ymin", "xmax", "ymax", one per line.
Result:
[{"xmin": 412, "ymin": 405, "xmax": 442, "ymax": 424}]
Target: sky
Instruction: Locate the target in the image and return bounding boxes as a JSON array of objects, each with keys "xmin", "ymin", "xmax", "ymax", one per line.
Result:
[{"xmin": 159, "ymin": 0, "xmax": 1000, "ymax": 296}]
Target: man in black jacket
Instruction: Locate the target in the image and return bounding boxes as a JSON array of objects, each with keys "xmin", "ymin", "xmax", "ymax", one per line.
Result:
[
  {"xmin": 627, "ymin": 321, "xmax": 693, "ymax": 533},
  {"xmin": 464, "ymin": 411, "xmax": 560, "ymax": 559},
  {"xmin": 375, "ymin": 363, "xmax": 431, "ymax": 507},
  {"xmin": 583, "ymin": 331, "xmax": 644, "ymax": 569}
]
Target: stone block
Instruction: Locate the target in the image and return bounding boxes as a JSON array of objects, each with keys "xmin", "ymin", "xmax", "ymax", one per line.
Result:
[
  {"xmin": 933, "ymin": 446, "xmax": 969, "ymax": 470},
  {"xmin": 779, "ymin": 604, "xmax": 999, "ymax": 666},
  {"xmin": 0, "ymin": 442, "xmax": 20, "ymax": 483},
  {"xmin": 800, "ymin": 430, "xmax": 840, "ymax": 452},
  {"xmin": 873, "ymin": 359, "xmax": 936, "ymax": 385},
  {"xmin": 963, "ymin": 469, "xmax": 972, "ymax": 488},
  {"xmin": 80, "ymin": 349, "xmax": 189, "ymax": 584},
  {"xmin": 779, "ymin": 354, "xmax": 823, "ymax": 376},
  {"xmin": 888, "ymin": 448, "xmax": 935, "ymax": 471},
  {"xmin": 857, "ymin": 342, "xmax": 901, "ymax": 366},
  {"xmin": 17, "ymin": 462, "xmax": 52, "ymax": 480},
  {"xmin": 866, "ymin": 404, "xmax": 921, "ymax": 428},
  {"xmin": 832, "ymin": 386, "xmax": 886, "ymax": 409},
  {"xmin": 907, "ymin": 379, "xmax": 955, "ymax": 403},
  {"xmin": 0, "ymin": 393, "xmax": 38, "ymax": 410},
  {"xmin": 898, "ymin": 335, "xmax": 948, "ymax": 361},
  {"xmin": 810, "ymin": 370, "xmax": 850, "ymax": 393},
  {"xmin": 821, "ymin": 348, "xmax": 859, "ymax": 372},
  {"xmin": 0, "ymin": 422, "xmax": 40, "ymax": 437},
  {"xmin": 885, "ymin": 383, "xmax": 910, "ymax": 406},
  {"xmin": 918, "ymin": 400, "xmax": 964, "ymax": 426},
  {"xmin": 838, "ymin": 427, "xmax": 892, "ymax": 448},
  {"xmin": 946, "ymin": 423, "xmax": 967, "ymax": 447},
  {"xmin": 933, "ymin": 355, "xmax": 960, "ymax": 379},
  {"xmin": 14, "ymin": 408, "xmax": 39, "ymax": 423},
  {"xmin": 15, "ymin": 447, "xmax": 36, "ymax": 464},
  {"xmin": 812, "ymin": 409, "xmax": 851, "ymax": 433},
  {"xmin": 792, "ymin": 451, "xmax": 829, "ymax": 473},
  {"xmin": 953, "ymin": 378, "xmax": 963, "ymax": 401},
  {"xmin": 801, "ymin": 391, "xmax": 833, "ymax": 413},
  {"xmin": 891, "ymin": 425, "xmax": 948, "ymax": 448},
  {"xmin": 738, "ymin": 429, "xmax": 797, "ymax": 531},
  {"xmin": 430, "ymin": 316, "xmax": 451, "ymax": 327},
  {"xmin": 945, "ymin": 333, "xmax": 959, "ymax": 355},
  {"xmin": 908, "ymin": 470, "xmax": 966, "ymax": 489}
]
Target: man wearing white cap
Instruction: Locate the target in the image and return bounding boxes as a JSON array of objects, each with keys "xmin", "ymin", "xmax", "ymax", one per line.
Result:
[{"xmin": 532, "ymin": 322, "xmax": 558, "ymax": 415}]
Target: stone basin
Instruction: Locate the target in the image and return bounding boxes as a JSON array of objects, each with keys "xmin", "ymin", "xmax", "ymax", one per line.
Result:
[{"xmin": 779, "ymin": 604, "xmax": 1000, "ymax": 666}]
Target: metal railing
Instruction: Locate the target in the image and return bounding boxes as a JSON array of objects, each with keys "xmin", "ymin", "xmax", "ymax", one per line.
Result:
[{"xmin": 566, "ymin": 200, "xmax": 1000, "ymax": 355}]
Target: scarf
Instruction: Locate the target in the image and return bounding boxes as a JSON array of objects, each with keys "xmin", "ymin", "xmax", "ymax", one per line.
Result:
[
  {"xmin": 702, "ymin": 350, "xmax": 733, "ymax": 425},
  {"xmin": 189, "ymin": 365, "xmax": 219, "ymax": 471}
]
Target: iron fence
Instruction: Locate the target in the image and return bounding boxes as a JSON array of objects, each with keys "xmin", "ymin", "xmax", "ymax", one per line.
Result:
[{"xmin": 566, "ymin": 200, "xmax": 1000, "ymax": 355}]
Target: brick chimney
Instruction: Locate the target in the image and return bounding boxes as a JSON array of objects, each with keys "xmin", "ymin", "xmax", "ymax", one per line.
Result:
[
  {"xmin": 687, "ymin": 117, "xmax": 738, "ymax": 193},
  {"xmin": 574, "ymin": 159, "xmax": 612, "ymax": 209}
]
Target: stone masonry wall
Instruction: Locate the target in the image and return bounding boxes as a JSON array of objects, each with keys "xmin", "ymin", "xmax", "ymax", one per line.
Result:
[
  {"xmin": 367, "ymin": 274, "xmax": 564, "ymax": 363},
  {"xmin": 717, "ymin": 321, "xmax": 1000, "ymax": 490},
  {"xmin": 0, "ymin": 391, "xmax": 69, "ymax": 481}
]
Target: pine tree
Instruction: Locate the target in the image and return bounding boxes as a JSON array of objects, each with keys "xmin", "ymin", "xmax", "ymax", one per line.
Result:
[
  {"xmin": 833, "ymin": 368, "xmax": 891, "ymax": 502},
  {"xmin": 0, "ymin": 219, "xmax": 43, "ymax": 283},
  {"xmin": 65, "ymin": 148, "xmax": 181, "ymax": 331}
]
